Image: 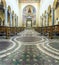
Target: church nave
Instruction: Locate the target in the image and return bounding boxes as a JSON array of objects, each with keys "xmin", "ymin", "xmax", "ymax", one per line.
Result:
[
  {"xmin": 0, "ymin": 0, "xmax": 59, "ymax": 65},
  {"xmin": 0, "ymin": 29, "xmax": 59, "ymax": 65}
]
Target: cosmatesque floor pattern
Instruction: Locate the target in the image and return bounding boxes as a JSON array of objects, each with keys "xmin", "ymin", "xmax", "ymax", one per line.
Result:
[
  {"xmin": 12, "ymin": 45, "xmax": 41, "ymax": 65},
  {"xmin": 0, "ymin": 45, "xmax": 42, "ymax": 65},
  {"xmin": 0, "ymin": 29, "xmax": 59, "ymax": 65}
]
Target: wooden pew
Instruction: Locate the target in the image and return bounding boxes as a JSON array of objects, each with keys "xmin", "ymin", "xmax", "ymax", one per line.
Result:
[
  {"xmin": 10, "ymin": 27, "xmax": 25, "ymax": 36},
  {"xmin": 41, "ymin": 25, "xmax": 59, "ymax": 38},
  {"xmin": 19, "ymin": 27, "xmax": 25, "ymax": 32},
  {"xmin": 0, "ymin": 26, "xmax": 10, "ymax": 39},
  {"xmin": 33, "ymin": 25, "xmax": 59, "ymax": 39},
  {"xmin": 47, "ymin": 26, "xmax": 55, "ymax": 38},
  {"xmin": 34, "ymin": 27, "xmax": 42, "ymax": 33},
  {"xmin": 41, "ymin": 27, "xmax": 47, "ymax": 35},
  {"xmin": 53, "ymin": 25, "xmax": 59, "ymax": 36},
  {"xmin": 54, "ymin": 25, "xmax": 59, "ymax": 33},
  {"xmin": 44, "ymin": 27, "xmax": 47, "ymax": 35},
  {"xmin": 10, "ymin": 27, "xmax": 17, "ymax": 36}
]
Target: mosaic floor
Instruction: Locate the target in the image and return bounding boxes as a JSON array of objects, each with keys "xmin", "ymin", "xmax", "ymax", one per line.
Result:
[
  {"xmin": 49, "ymin": 41, "xmax": 59, "ymax": 50},
  {"xmin": 12, "ymin": 45, "xmax": 41, "ymax": 65},
  {"xmin": 0, "ymin": 29, "xmax": 59, "ymax": 65}
]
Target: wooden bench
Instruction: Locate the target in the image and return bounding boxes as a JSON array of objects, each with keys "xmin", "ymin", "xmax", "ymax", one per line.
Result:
[
  {"xmin": 0, "ymin": 26, "xmax": 10, "ymax": 39},
  {"xmin": 53, "ymin": 25, "xmax": 59, "ymax": 35},
  {"xmin": 10, "ymin": 27, "xmax": 25, "ymax": 36},
  {"xmin": 10, "ymin": 27, "xmax": 17, "ymax": 36},
  {"xmin": 41, "ymin": 27, "xmax": 47, "ymax": 35},
  {"xmin": 34, "ymin": 27, "xmax": 42, "ymax": 33},
  {"xmin": 34, "ymin": 25, "xmax": 59, "ymax": 39}
]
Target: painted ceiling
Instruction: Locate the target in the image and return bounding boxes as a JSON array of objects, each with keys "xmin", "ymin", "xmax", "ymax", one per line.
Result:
[{"xmin": 19, "ymin": 0, "xmax": 40, "ymax": 3}]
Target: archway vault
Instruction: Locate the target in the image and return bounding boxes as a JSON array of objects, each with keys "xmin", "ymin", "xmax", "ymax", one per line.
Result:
[
  {"xmin": 23, "ymin": 5, "xmax": 36, "ymax": 27},
  {"xmin": 19, "ymin": 3, "xmax": 40, "ymax": 27}
]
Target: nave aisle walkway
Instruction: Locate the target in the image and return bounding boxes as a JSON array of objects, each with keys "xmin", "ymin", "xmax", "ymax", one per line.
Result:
[{"xmin": 0, "ymin": 29, "xmax": 59, "ymax": 65}]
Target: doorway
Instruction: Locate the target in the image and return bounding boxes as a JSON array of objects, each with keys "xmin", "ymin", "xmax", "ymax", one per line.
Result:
[{"xmin": 26, "ymin": 20, "xmax": 32, "ymax": 28}]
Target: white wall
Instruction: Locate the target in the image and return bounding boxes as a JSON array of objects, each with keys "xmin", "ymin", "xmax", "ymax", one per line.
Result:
[
  {"xmin": 19, "ymin": 3, "xmax": 40, "ymax": 27},
  {"xmin": 5, "ymin": 0, "xmax": 55, "ymax": 27},
  {"xmin": 39, "ymin": 0, "xmax": 54, "ymax": 16},
  {"xmin": 5, "ymin": 0, "xmax": 20, "ymax": 27},
  {"xmin": 6, "ymin": 0, "xmax": 20, "ymax": 16}
]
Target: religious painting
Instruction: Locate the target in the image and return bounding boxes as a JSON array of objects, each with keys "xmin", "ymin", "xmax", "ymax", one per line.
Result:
[{"xmin": 23, "ymin": 5, "xmax": 36, "ymax": 26}]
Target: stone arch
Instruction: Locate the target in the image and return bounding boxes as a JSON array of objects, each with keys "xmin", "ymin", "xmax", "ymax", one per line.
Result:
[
  {"xmin": 23, "ymin": 5, "xmax": 36, "ymax": 14},
  {"xmin": 12, "ymin": 11, "xmax": 14, "ymax": 16},
  {"xmin": 48, "ymin": 5, "xmax": 51, "ymax": 14},
  {"xmin": 12, "ymin": 10, "xmax": 14, "ymax": 20},
  {"xmin": 44, "ymin": 10, "xmax": 46, "ymax": 14},
  {"xmin": 53, "ymin": 0, "xmax": 58, "ymax": 9},
  {"xmin": 48, "ymin": 5, "xmax": 52, "ymax": 26},
  {"xmin": 15, "ymin": 14, "xmax": 16, "ymax": 17},
  {"xmin": 23, "ymin": 5, "xmax": 36, "ymax": 27},
  {"xmin": 53, "ymin": 0, "xmax": 59, "ymax": 25},
  {"xmin": 7, "ymin": 6, "xmax": 11, "ymax": 26},
  {"xmin": 12, "ymin": 11, "xmax": 14, "ymax": 20},
  {"xmin": 15, "ymin": 14, "xmax": 16, "ymax": 26},
  {"xmin": 12, "ymin": 10, "xmax": 15, "ymax": 27},
  {"xmin": 2, "ymin": 0, "xmax": 6, "ymax": 8},
  {"xmin": 0, "ymin": 0, "xmax": 6, "ymax": 26},
  {"xmin": 8, "ymin": 6, "xmax": 11, "ymax": 12},
  {"xmin": 0, "ymin": 0, "xmax": 4, "ymax": 7}
]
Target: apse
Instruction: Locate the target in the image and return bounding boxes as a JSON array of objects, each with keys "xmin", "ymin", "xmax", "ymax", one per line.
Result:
[{"xmin": 23, "ymin": 5, "xmax": 36, "ymax": 27}]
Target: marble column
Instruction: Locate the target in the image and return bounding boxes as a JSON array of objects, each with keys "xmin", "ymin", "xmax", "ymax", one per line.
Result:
[
  {"xmin": 12, "ymin": 14, "xmax": 15, "ymax": 27},
  {"xmin": 14, "ymin": 15, "xmax": 15, "ymax": 27},
  {"xmin": 10, "ymin": 12, "xmax": 12, "ymax": 27},
  {"xmin": 15, "ymin": 16, "xmax": 18, "ymax": 27},
  {"xmin": 45, "ymin": 15, "xmax": 46, "ymax": 27},
  {"xmin": 16, "ymin": 16, "xmax": 18, "ymax": 27},
  {"xmin": 51, "ymin": 8, "xmax": 54, "ymax": 26},
  {"xmin": 46, "ymin": 13, "xmax": 49, "ymax": 26},
  {"xmin": 44, "ymin": 15, "xmax": 46, "ymax": 27},
  {"xmin": 41, "ymin": 17, "xmax": 43, "ymax": 27},
  {"xmin": 42, "ymin": 16, "xmax": 44, "ymax": 27},
  {"xmin": 4, "ymin": 7, "xmax": 8, "ymax": 26},
  {"xmin": 15, "ymin": 16, "xmax": 16, "ymax": 27},
  {"xmin": 12, "ymin": 15, "xmax": 13, "ymax": 27}
]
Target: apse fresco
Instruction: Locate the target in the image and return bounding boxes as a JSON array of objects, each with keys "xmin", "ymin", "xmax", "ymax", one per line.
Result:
[
  {"xmin": 19, "ymin": 0, "xmax": 40, "ymax": 3},
  {"xmin": 23, "ymin": 5, "xmax": 36, "ymax": 26}
]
